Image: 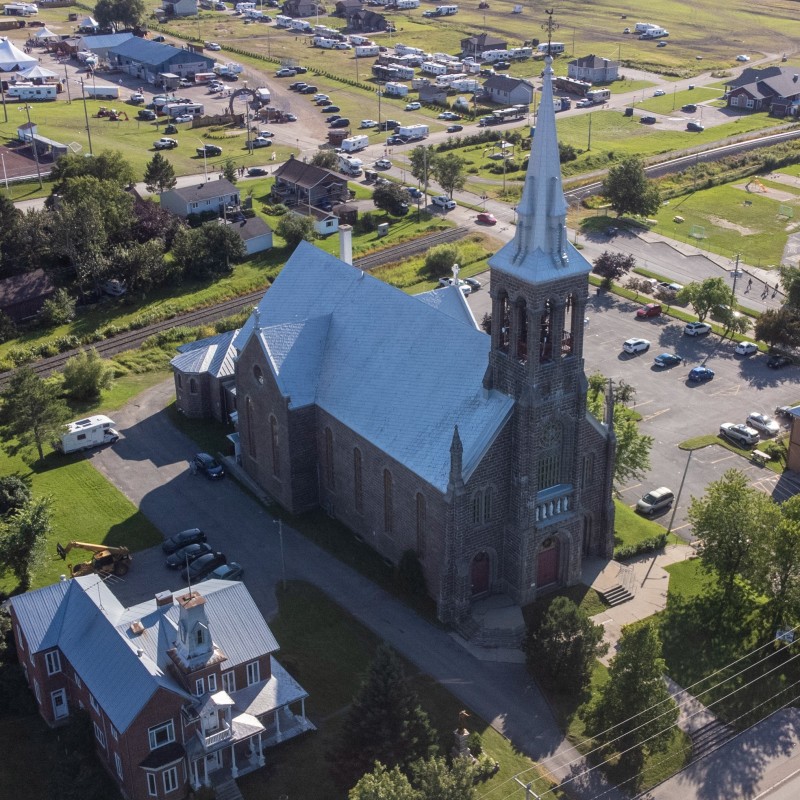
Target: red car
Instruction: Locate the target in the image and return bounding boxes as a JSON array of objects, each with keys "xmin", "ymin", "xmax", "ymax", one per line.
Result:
[
  {"xmin": 476, "ymin": 212, "xmax": 497, "ymax": 225},
  {"xmin": 636, "ymin": 303, "xmax": 662, "ymax": 319}
]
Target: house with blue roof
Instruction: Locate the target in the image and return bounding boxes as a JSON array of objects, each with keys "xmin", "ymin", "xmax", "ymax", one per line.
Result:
[
  {"xmin": 109, "ymin": 38, "xmax": 215, "ymax": 84},
  {"xmin": 172, "ymin": 55, "xmax": 617, "ymax": 639},
  {"xmin": 7, "ymin": 576, "xmax": 312, "ymax": 800}
]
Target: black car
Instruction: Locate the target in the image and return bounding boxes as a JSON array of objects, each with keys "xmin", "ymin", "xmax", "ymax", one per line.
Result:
[
  {"xmin": 289, "ymin": 81, "xmax": 306, "ymax": 90},
  {"xmin": 640, "ymin": 115, "xmax": 656, "ymax": 124},
  {"xmin": 446, "ymin": 124, "xmax": 463, "ymax": 133},
  {"xmin": 330, "ymin": 117, "xmax": 350, "ymax": 128},
  {"xmin": 681, "ymin": 103, "xmax": 698, "ymax": 113},
  {"xmin": 322, "ymin": 105, "xmax": 341, "ymax": 113},
  {"xmin": 164, "ymin": 124, "xmax": 178, "ymax": 134},
  {"xmin": 300, "ymin": 85, "xmax": 318, "ymax": 94},
  {"xmin": 379, "ymin": 119, "xmax": 400, "ymax": 131},
  {"xmin": 293, "ymin": 65, "xmax": 308, "ymax": 73},
  {"xmin": 153, "ymin": 35, "xmax": 166, "ymax": 42},
  {"xmin": 248, "ymin": 166, "xmax": 268, "ymax": 176},
  {"xmin": 209, "ymin": 562, "xmax": 244, "ymax": 580},
  {"xmin": 494, "ymin": 60, "xmax": 510, "ymax": 69},
  {"xmin": 196, "ymin": 144, "xmax": 223, "ymax": 157},
  {"xmin": 137, "ymin": 109, "xmax": 157, "ymax": 121},
  {"xmin": 166, "ymin": 542, "xmax": 212, "ymax": 569},
  {"xmin": 767, "ymin": 355, "xmax": 792, "ymax": 369},
  {"xmin": 193, "ymin": 452, "xmax": 225, "ymax": 479},
  {"xmin": 162, "ymin": 527, "xmax": 207, "ymax": 554},
  {"xmin": 181, "ymin": 552, "xmax": 227, "ymax": 582}
]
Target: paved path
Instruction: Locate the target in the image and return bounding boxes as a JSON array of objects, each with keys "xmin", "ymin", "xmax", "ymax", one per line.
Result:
[{"xmin": 91, "ymin": 379, "xmax": 624, "ymax": 800}]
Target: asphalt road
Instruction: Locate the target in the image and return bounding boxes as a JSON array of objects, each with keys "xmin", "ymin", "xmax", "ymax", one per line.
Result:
[
  {"xmin": 91, "ymin": 381, "xmax": 624, "ymax": 800},
  {"xmin": 464, "ymin": 277, "xmax": 800, "ymax": 540}
]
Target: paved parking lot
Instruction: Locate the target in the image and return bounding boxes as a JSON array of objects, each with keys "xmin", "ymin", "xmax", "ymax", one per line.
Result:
[{"xmin": 465, "ymin": 276, "xmax": 800, "ymax": 539}]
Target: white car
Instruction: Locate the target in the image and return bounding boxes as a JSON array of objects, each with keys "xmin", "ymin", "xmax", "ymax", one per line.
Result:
[
  {"xmin": 438, "ymin": 277, "xmax": 471, "ymax": 296},
  {"xmin": 576, "ymin": 99, "xmax": 593, "ymax": 108},
  {"xmin": 359, "ymin": 119, "xmax": 378, "ymax": 128},
  {"xmin": 431, "ymin": 195, "xmax": 456, "ymax": 210},
  {"xmin": 250, "ymin": 136, "xmax": 272, "ymax": 148},
  {"xmin": 258, "ymin": 129, "xmax": 275, "ymax": 137},
  {"xmin": 205, "ymin": 41, "xmax": 222, "ymax": 51},
  {"xmin": 746, "ymin": 412, "xmax": 780, "ymax": 436},
  {"xmin": 405, "ymin": 101, "xmax": 421, "ymax": 111},
  {"xmin": 736, "ymin": 54, "xmax": 750, "ymax": 62},
  {"xmin": 375, "ymin": 158, "xmax": 392, "ymax": 169},
  {"xmin": 153, "ymin": 137, "xmax": 178, "ymax": 150},
  {"xmin": 684, "ymin": 321, "xmax": 712, "ymax": 337},
  {"xmin": 653, "ymin": 89, "xmax": 666, "ymax": 96},
  {"xmin": 622, "ymin": 338, "xmax": 650, "ymax": 354},
  {"xmin": 734, "ymin": 341, "xmax": 758, "ymax": 356},
  {"xmin": 333, "ymin": 41, "xmax": 352, "ymax": 49},
  {"xmin": 720, "ymin": 422, "xmax": 759, "ymax": 447},
  {"xmin": 173, "ymin": 114, "xmax": 194, "ymax": 123}
]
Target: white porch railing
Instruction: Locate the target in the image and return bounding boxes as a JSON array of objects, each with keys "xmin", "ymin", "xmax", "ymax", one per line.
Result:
[
  {"xmin": 203, "ymin": 722, "xmax": 232, "ymax": 748},
  {"xmin": 533, "ymin": 484, "xmax": 573, "ymax": 525}
]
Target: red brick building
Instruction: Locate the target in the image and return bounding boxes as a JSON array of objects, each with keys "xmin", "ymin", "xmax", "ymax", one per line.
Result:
[{"xmin": 7, "ymin": 577, "xmax": 312, "ymax": 799}]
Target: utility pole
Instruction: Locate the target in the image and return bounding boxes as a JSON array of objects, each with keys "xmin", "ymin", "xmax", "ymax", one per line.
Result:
[
  {"xmin": 18, "ymin": 105, "xmax": 42, "ymax": 189},
  {"xmin": 78, "ymin": 78, "xmax": 93, "ymax": 155},
  {"xmin": 587, "ymin": 111, "xmax": 592, "ymax": 151},
  {"xmin": 0, "ymin": 78, "xmax": 7, "ymax": 123},
  {"xmin": 63, "ymin": 63, "xmax": 71, "ymax": 103},
  {"xmin": 514, "ymin": 776, "xmax": 542, "ymax": 800},
  {"xmin": 1, "ymin": 152, "xmax": 10, "ymax": 198}
]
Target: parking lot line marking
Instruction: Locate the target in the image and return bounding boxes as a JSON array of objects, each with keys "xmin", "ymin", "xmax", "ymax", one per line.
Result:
[
  {"xmin": 671, "ymin": 522, "xmax": 691, "ymax": 532},
  {"xmin": 619, "ymin": 483, "xmax": 642, "ymax": 494},
  {"xmin": 711, "ymin": 453, "xmax": 738, "ymax": 464},
  {"xmin": 642, "ymin": 408, "xmax": 670, "ymax": 422}
]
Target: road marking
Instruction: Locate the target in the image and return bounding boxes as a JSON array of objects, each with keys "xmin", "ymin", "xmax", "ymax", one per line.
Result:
[
  {"xmin": 711, "ymin": 453, "xmax": 738, "ymax": 463},
  {"xmin": 643, "ymin": 407, "xmax": 670, "ymax": 422},
  {"xmin": 671, "ymin": 522, "xmax": 691, "ymax": 532},
  {"xmin": 619, "ymin": 483, "xmax": 642, "ymax": 494}
]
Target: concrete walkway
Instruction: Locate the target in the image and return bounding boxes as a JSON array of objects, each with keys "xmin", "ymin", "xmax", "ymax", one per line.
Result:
[{"xmin": 584, "ymin": 545, "xmax": 695, "ymax": 665}]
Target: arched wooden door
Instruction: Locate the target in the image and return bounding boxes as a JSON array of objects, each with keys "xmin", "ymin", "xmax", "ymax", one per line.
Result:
[
  {"xmin": 537, "ymin": 537, "xmax": 560, "ymax": 588},
  {"xmin": 470, "ymin": 551, "xmax": 491, "ymax": 596}
]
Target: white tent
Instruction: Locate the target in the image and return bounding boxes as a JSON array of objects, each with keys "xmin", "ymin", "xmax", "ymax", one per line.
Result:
[
  {"xmin": 33, "ymin": 27, "xmax": 59, "ymax": 41},
  {"xmin": 77, "ymin": 16, "xmax": 99, "ymax": 30},
  {"xmin": 0, "ymin": 37, "xmax": 37, "ymax": 71},
  {"xmin": 21, "ymin": 64, "xmax": 57, "ymax": 80}
]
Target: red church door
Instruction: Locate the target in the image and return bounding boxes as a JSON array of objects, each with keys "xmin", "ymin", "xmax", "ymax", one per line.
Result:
[
  {"xmin": 470, "ymin": 552, "xmax": 490, "ymax": 596},
  {"xmin": 537, "ymin": 539, "xmax": 559, "ymax": 588}
]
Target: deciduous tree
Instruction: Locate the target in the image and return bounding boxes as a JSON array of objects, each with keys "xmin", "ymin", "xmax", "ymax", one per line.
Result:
[
  {"xmin": 602, "ymin": 157, "xmax": 660, "ymax": 218},
  {"xmin": 311, "ymin": 150, "xmax": 339, "ymax": 170},
  {"xmin": 676, "ymin": 278, "xmax": 731, "ymax": 322},
  {"xmin": 171, "ymin": 223, "xmax": 246, "ymax": 279},
  {"xmin": 143, "ymin": 152, "xmax": 177, "ymax": 193},
  {"xmin": 409, "ymin": 145, "xmax": 437, "ymax": 186},
  {"xmin": 586, "ymin": 623, "xmax": 678, "ymax": 780},
  {"xmin": 329, "ymin": 644, "xmax": 437, "ymax": 788},
  {"xmin": 276, "ymin": 212, "xmax": 316, "ymax": 248},
  {"xmin": 373, "ymin": 183, "xmax": 410, "ymax": 216},
  {"xmin": 39, "ymin": 288, "xmax": 76, "ymax": 327},
  {"xmin": 62, "ymin": 348, "xmax": 115, "ymax": 401},
  {"xmin": 93, "ymin": 0, "xmax": 146, "ymax": 32},
  {"xmin": 349, "ymin": 763, "xmax": 417, "ymax": 800},
  {"xmin": 431, "ymin": 153, "xmax": 466, "ymax": 198},
  {"xmin": 0, "ymin": 367, "xmax": 70, "ymax": 462},
  {"xmin": 755, "ymin": 307, "xmax": 800, "ymax": 350},
  {"xmin": 0, "ymin": 475, "xmax": 30, "ymax": 517},
  {"xmin": 592, "ymin": 251, "xmax": 636, "ymax": 289},
  {"xmin": 49, "ymin": 150, "xmax": 136, "ymax": 192},
  {"xmin": 526, "ymin": 596, "xmax": 608, "ymax": 693},
  {"xmin": 0, "ymin": 496, "xmax": 52, "ymax": 591}
]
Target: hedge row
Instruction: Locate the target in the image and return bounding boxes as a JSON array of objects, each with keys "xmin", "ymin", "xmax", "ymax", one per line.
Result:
[{"xmin": 613, "ymin": 533, "xmax": 668, "ymax": 562}]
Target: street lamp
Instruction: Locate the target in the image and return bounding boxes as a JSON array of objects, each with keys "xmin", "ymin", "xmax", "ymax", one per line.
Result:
[
  {"xmin": 196, "ymin": 138, "xmax": 209, "ymax": 181},
  {"xmin": 75, "ymin": 78, "xmax": 93, "ymax": 155},
  {"xmin": 17, "ymin": 105, "xmax": 42, "ymax": 189},
  {"xmin": 376, "ymin": 81, "xmax": 384, "ymax": 126}
]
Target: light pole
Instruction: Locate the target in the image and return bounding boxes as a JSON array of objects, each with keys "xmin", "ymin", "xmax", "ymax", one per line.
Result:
[
  {"xmin": 18, "ymin": 105, "xmax": 42, "ymax": 189},
  {"xmin": 1, "ymin": 153, "xmax": 10, "ymax": 198},
  {"xmin": 377, "ymin": 81, "xmax": 383, "ymax": 126},
  {"xmin": 76, "ymin": 78, "xmax": 93, "ymax": 155},
  {"xmin": 196, "ymin": 138, "xmax": 208, "ymax": 181},
  {"xmin": 0, "ymin": 79, "xmax": 6, "ymax": 123}
]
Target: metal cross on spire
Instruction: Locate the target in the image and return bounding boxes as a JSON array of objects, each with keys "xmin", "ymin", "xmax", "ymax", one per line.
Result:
[{"xmin": 542, "ymin": 8, "xmax": 559, "ymax": 56}]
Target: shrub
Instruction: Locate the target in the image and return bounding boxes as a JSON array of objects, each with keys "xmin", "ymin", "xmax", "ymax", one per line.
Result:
[
  {"xmin": 424, "ymin": 243, "xmax": 460, "ymax": 276},
  {"xmin": 467, "ymin": 731, "xmax": 483, "ymax": 756},
  {"xmin": 0, "ymin": 311, "xmax": 16, "ymax": 344},
  {"xmin": 473, "ymin": 752, "xmax": 500, "ymax": 782},
  {"xmin": 39, "ymin": 288, "xmax": 76, "ymax": 327},
  {"xmin": 355, "ymin": 212, "xmax": 379, "ymax": 233},
  {"xmin": 613, "ymin": 533, "xmax": 667, "ymax": 561},
  {"xmin": 0, "ymin": 475, "xmax": 31, "ymax": 517}
]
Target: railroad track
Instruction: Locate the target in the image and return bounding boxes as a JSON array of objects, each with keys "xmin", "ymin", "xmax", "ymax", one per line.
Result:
[{"xmin": 0, "ymin": 226, "xmax": 471, "ymax": 385}]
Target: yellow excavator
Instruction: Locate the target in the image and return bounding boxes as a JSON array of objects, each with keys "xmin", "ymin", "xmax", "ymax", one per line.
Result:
[{"xmin": 56, "ymin": 541, "xmax": 132, "ymax": 578}]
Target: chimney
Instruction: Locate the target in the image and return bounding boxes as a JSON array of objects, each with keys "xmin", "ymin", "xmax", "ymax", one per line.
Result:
[
  {"xmin": 339, "ymin": 224, "xmax": 353, "ymax": 265},
  {"xmin": 155, "ymin": 590, "xmax": 173, "ymax": 607},
  {"xmin": 129, "ymin": 620, "xmax": 145, "ymax": 636}
]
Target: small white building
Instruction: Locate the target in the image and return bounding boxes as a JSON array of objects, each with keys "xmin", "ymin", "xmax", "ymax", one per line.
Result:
[{"xmin": 229, "ymin": 216, "xmax": 273, "ymax": 255}]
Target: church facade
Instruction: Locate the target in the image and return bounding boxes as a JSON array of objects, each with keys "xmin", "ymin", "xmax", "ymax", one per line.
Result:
[{"xmin": 172, "ymin": 56, "xmax": 616, "ymax": 629}]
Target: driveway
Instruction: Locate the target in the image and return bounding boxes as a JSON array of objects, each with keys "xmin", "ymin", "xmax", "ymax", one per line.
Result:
[{"xmin": 91, "ymin": 381, "xmax": 623, "ymax": 800}]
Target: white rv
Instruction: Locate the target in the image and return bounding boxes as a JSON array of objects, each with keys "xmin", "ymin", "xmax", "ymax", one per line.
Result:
[
  {"xmin": 7, "ymin": 83, "xmax": 56, "ymax": 100},
  {"xmin": 338, "ymin": 154, "xmax": 363, "ymax": 176},
  {"xmin": 58, "ymin": 416, "xmax": 119, "ymax": 454},
  {"xmin": 355, "ymin": 44, "xmax": 380, "ymax": 57},
  {"xmin": 536, "ymin": 42, "xmax": 565, "ymax": 55},
  {"xmin": 420, "ymin": 61, "xmax": 447, "ymax": 76},
  {"xmin": 85, "ymin": 85, "xmax": 120, "ymax": 99},
  {"xmin": 384, "ymin": 81, "xmax": 409, "ymax": 96}
]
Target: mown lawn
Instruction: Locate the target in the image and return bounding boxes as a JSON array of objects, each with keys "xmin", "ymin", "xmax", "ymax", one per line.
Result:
[
  {"xmin": 240, "ymin": 580, "xmax": 557, "ymax": 800},
  {"xmin": 0, "ymin": 372, "xmax": 167, "ymax": 595},
  {"xmin": 613, "ymin": 499, "xmax": 683, "ymax": 550}
]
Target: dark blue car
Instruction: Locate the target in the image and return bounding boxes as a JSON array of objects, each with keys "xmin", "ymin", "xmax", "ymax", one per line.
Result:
[
  {"xmin": 688, "ymin": 366, "xmax": 715, "ymax": 382},
  {"xmin": 193, "ymin": 452, "xmax": 225, "ymax": 480},
  {"xmin": 654, "ymin": 353, "xmax": 682, "ymax": 368}
]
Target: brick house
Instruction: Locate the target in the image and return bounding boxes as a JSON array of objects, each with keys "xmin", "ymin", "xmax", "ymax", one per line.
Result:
[
  {"xmin": 481, "ymin": 74, "xmax": 534, "ymax": 106},
  {"xmin": 270, "ymin": 156, "xmax": 348, "ymax": 208},
  {"xmin": 726, "ymin": 67, "xmax": 800, "ymax": 116},
  {"xmin": 6, "ymin": 576, "xmax": 312, "ymax": 800},
  {"xmin": 175, "ymin": 56, "xmax": 616, "ymax": 640},
  {"xmin": 461, "ymin": 33, "xmax": 506, "ymax": 58},
  {"xmin": 567, "ymin": 54, "xmax": 619, "ymax": 83}
]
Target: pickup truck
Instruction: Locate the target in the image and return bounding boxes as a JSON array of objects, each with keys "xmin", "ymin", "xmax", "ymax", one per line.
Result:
[{"xmin": 153, "ymin": 138, "xmax": 178, "ymax": 150}]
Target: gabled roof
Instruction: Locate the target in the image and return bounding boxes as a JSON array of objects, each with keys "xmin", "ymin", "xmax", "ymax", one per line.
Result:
[
  {"xmin": 483, "ymin": 74, "xmax": 531, "ymax": 92},
  {"xmin": 109, "ymin": 37, "xmax": 192, "ymax": 66},
  {"xmin": 415, "ymin": 285, "xmax": 479, "ymax": 329},
  {"xmin": 462, "ymin": 32, "xmax": 506, "ymax": 47},
  {"xmin": 9, "ymin": 576, "xmax": 282, "ymax": 734},
  {"xmin": 230, "ymin": 216, "xmax": 272, "ymax": 241},
  {"xmin": 77, "ymin": 32, "xmax": 134, "ymax": 50},
  {"xmin": 569, "ymin": 54, "xmax": 618, "ymax": 69},
  {"xmin": 273, "ymin": 157, "xmax": 345, "ymax": 190},
  {"xmin": 234, "ymin": 243, "xmax": 514, "ymax": 491},
  {"xmin": 172, "ymin": 328, "xmax": 239, "ymax": 378},
  {"xmin": 161, "ymin": 179, "xmax": 239, "ymax": 205},
  {"xmin": 727, "ymin": 65, "xmax": 785, "ymax": 89},
  {"xmin": 0, "ymin": 268, "xmax": 55, "ymax": 307}
]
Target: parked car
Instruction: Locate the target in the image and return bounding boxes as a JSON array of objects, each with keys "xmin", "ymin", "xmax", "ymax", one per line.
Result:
[
  {"xmin": 653, "ymin": 89, "xmax": 666, "ymax": 96},
  {"xmin": 360, "ymin": 118, "xmax": 378, "ymax": 128},
  {"xmin": 322, "ymin": 105, "xmax": 341, "ymax": 113},
  {"xmin": 493, "ymin": 60, "xmax": 510, "ymax": 69},
  {"xmin": 681, "ymin": 103, "xmax": 698, "ymax": 112},
  {"xmin": 129, "ymin": 92, "xmax": 145, "ymax": 104},
  {"xmin": 153, "ymin": 35, "xmax": 166, "ymax": 42},
  {"xmin": 431, "ymin": 195, "xmax": 456, "ymax": 210},
  {"xmin": 684, "ymin": 321, "xmax": 712, "ymax": 336},
  {"xmin": 163, "ymin": 124, "xmax": 178, "ymax": 134},
  {"xmin": 326, "ymin": 115, "xmax": 341, "ymax": 123},
  {"xmin": 405, "ymin": 186, "xmax": 423, "ymax": 199},
  {"xmin": 746, "ymin": 412, "xmax": 780, "ymax": 436},
  {"xmin": 686, "ymin": 121, "xmax": 705, "ymax": 132},
  {"xmin": 289, "ymin": 81, "xmax": 307, "ymax": 91},
  {"xmin": 375, "ymin": 158, "xmax": 392, "ymax": 169},
  {"xmin": 640, "ymin": 115, "xmax": 657, "ymax": 124},
  {"xmin": 464, "ymin": 277, "xmax": 482, "ymax": 292},
  {"xmin": 181, "ymin": 552, "xmax": 227, "ymax": 582},
  {"xmin": 317, "ymin": 98, "xmax": 333, "ymax": 106},
  {"xmin": 209, "ymin": 561, "xmax": 244, "ymax": 580},
  {"xmin": 734, "ymin": 341, "xmax": 758, "ymax": 356},
  {"xmin": 330, "ymin": 117, "xmax": 350, "ymax": 128},
  {"xmin": 250, "ymin": 136, "xmax": 272, "ymax": 148},
  {"xmin": 636, "ymin": 303, "xmax": 662, "ymax": 319},
  {"xmin": 736, "ymin": 54, "xmax": 751, "ymax": 62},
  {"xmin": 258, "ymin": 129, "xmax": 275, "ymax": 138},
  {"xmin": 205, "ymin": 41, "xmax": 222, "ymax": 50},
  {"xmin": 576, "ymin": 99, "xmax": 593, "ymax": 108},
  {"xmin": 196, "ymin": 144, "xmax": 223, "ymax": 156},
  {"xmin": 405, "ymin": 101, "xmax": 421, "ymax": 110},
  {"xmin": 476, "ymin": 212, "xmax": 497, "ymax": 225},
  {"xmin": 173, "ymin": 114, "xmax": 194, "ymax": 123},
  {"xmin": 166, "ymin": 542, "xmax": 213, "ymax": 570},
  {"xmin": 636, "ymin": 486, "xmax": 674, "ymax": 516},
  {"xmin": 300, "ymin": 85, "xmax": 318, "ymax": 94},
  {"xmin": 179, "ymin": 78, "xmax": 193, "ymax": 88},
  {"xmin": 284, "ymin": 113, "xmax": 297, "ymax": 121},
  {"xmin": 193, "ymin": 452, "xmax": 225, "ymax": 479},
  {"xmin": 446, "ymin": 124, "xmax": 464, "ymax": 133},
  {"xmin": 767, "ymin": 354, "xmax": 792, "ymax": 369},
  {"xmin": 720, "ymin": 422, "xmax": 759, "ymax": 447},
  {"xmin": 657, "ymin": 41, "xmax": 668, "ymax": 47},
  {"xmin": 248, "ymin": 166, "xmax": 268, "ymax": 176},
  {"xmin": 275, "ymin": 67, "xmax": 297, "ymax": 77},
  {"xmin": 153, "ymin": 137, "xmax": 178, "ymax": 150},
  {"xmin": 379, "ymin": 119, "xmax": 400, "ymax": 131},
  {"xmin": 688, "ymin": 366, "xmax": 715, "ymax": 382},
  {"xmin": 137, "ymin": 109, "xmax": 157, "ymax": 121},
  {"xmin": 438, "ymin": 277, "xmax": 471, "ymax": 296},
  {"xmin": 653, "ymin": 352, "xmax": 682, "ymax": 368},
  {"xmin": 162, "ymin": 527, "xmax": 207, "ymax": 554},
  {"xmin": 622, "ymin": 338, "xmax": 650, "ymax": 354},
  {"xmin": 438, "ymin": 111, "xmax": 461, "ymax": 120}
]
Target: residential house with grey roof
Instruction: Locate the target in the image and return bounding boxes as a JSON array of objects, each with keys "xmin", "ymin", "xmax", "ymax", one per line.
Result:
[
  {"xmin": 174, "ymin": 56, "xmax": 616, "ymax": 642},
  {"xmin": 7, "ymin": 576, "xmax": 311, "ymax": 800},
  {"xmin": 567, "ymin": 54, "xmax": 619, "ymax": 83},
  {"xmin": 160, "ymin": 179, "xmax": 241, "ymax": 218},
  {"xmin": 270, "ymin": 156, "xmax": 349, "ymax": 208},
  {"xmin": 461, "ymin": 32, "xmax": 506, "ymax": 58},
  {"xmin": 725, "ymin": 66, "xmax": 800, "ymax": 116},
  {"xmin": 481, "ymin": 74, "xmax": 534, "ymax": 106}
]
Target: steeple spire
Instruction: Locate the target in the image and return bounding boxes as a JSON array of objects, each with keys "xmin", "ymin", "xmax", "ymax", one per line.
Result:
[{"xmin": 488, "ymin": 11, "xmax": 591, "ymax": 284}]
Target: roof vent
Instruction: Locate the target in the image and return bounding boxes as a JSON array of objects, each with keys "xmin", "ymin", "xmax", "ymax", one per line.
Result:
[
  {"xmin": 136, "ymin": 647, "xmax": 144, "ymax": 658},
  {"xmin": 155, "ymin": 590, "xmax": 173, "ymax": 607},
  {"xmin": 130, "ymin": 620, "xmax": 145, "ymax": 636},
  {"xmin": 60, "ymin": 574, "xmax": 67, "ymax": 582},
  {"xmin": 795, "ymin": 74, "xmax": 799, "ymax": 81}
]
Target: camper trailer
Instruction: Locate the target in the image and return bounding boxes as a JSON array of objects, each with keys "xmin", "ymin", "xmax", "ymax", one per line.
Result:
[
  {"xmin": 58, "ymin": 416, "xmax": 119, "ymax": 454},
  {"xmin": 536, "ymin": 42, "xmax": 565, "ymax": 55},
  {"xmin": 355, "ymin": 44, "xmax": 380, "ymax": 57},
  {"xmin": 340, "ymin": 134, "xmax": 369, "ymax": 152},
  {"xmin": 383, "ymin": 81, "xmax": 409, "ymax": 96},
  {"xmin": 85, "ymin": 85, "xmax": 120, "ymax": 99},
  {"xmin": 420, "ymin": 61, "xmax": 448, "ymax": 76},
  {"xmin": 338, "ymin": 154, "xmax": 363, "ymax": 176},
  {"xmin": 586, "ymin": 87, "xmax": 611, "ymax": 104},
  {"xmin": 7, "ymin": 83, "xmax": 56, "ymax": 100}
]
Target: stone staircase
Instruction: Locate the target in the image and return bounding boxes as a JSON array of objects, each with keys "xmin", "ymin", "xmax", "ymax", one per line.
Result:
[
  {"xmin": 211, "ymin": 771, "xmax": 245, "ymax": 800},
  {"xmin": 689, "ymin": 719, "xmax": 737, "ymax": 762},
  {"xmin": 598, "ymin": 584, "xmax": 634, "ymax": 606}
]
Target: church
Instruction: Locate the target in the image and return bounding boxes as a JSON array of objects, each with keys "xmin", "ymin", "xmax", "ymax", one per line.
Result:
[{"xmin": 172, "ymin": 56, "xmax": 616, "ymax": 635}]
